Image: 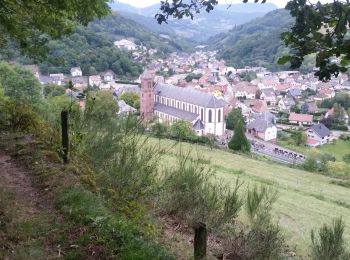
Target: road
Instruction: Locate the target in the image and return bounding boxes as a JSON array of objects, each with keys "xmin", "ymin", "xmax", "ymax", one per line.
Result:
[{"xmin": 219, "ymin": 131, "xmax": 306, "ymax": 165}]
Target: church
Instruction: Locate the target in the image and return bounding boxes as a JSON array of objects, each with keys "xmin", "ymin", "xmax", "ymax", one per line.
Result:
[{"xmin": 140, "ymin": 71, "xmax": 226, "ymax": 136}]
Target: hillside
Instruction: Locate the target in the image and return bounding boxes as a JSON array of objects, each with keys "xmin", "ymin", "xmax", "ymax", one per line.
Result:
[
  {"xmin": 110, "ymin": 2, "xmax": 278, "ymax": 42},
  {"xmin": 152, "ymin": 138, "xmax": 350, "ymax": 256},
  {"xmin": 0, "ymin": 13, "xmax": 194, "ymax": 78},
  {"xmin": 89, "ymin": 13, "xmax": 194, "ymax": 53},
  {"xmin": 209, "ymin": 9, "xmax": 294, "ymax": 70}
]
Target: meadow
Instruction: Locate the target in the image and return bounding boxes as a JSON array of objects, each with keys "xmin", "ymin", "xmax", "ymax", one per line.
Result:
[
  {"xmin": 151, "ymin": 138, "xmax": 350, "ymax": 256},
  {"xmin": 278, "ymin": 130, "xmax": 350, "ymax": 161}
]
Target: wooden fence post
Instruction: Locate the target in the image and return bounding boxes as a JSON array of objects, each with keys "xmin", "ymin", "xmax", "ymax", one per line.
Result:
[
  {"xmin": 61, "ymin": 110, "xmax": 69, "ymax": 164},
  {"xmin": 194, "ymin": 222, "xmax": 207, "ymax": 260}
]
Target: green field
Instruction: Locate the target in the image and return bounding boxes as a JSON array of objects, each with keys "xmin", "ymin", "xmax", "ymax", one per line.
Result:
[
  {"xmin": 151, "ymin": 138, "xmax": 350, "ymax": 256},
  {"xmin": 278, "ymin": 139, "xmax": 350, "ymax": 161}
]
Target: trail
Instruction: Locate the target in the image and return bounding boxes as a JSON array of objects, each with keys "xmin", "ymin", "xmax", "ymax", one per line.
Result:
[{"xmin": 0, "ymin": 152, "xmax": 41, "ymax": 216}]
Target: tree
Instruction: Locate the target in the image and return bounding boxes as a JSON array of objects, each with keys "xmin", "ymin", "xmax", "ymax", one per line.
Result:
[
  {"xmin": 85, "ymin": 91, "xmax": 119, "ymax": 121},
  {"xmin": 0, "ymin": 62, "xmax": 42, "ymax": 106},
  {"xmin": 120, "ymin": 92, "xmax": 140, "ymax": 110},
  {"xmin": 226, "ymin": 108, "xmax": 244, "ymax": 130},
  {"xmin": 228, "ymin": 119, "xmax": 250, "ymax": 153},
  {"xmin": 311, "ymin": 218, "xmax": 349, "ymax": 260},
  {"xmin": 291, "ymin": 128, "xmax": 306, "ymax": 146},
  {"xmin": 157, "ymin": 0, "xmax": 350, "ymax": 80},
  {"xmin": 0, "ymin": 0, "xmax": 110, "ymax": 56},
  {"xmin": 170, "ymin": 120, "xmax": 196, "ymax": 140}
]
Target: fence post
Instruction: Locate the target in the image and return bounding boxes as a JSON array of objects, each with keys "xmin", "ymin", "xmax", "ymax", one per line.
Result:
[
  {"xmin": 61, "ymin": 110, "xmax": 69, "ymax": 164},
  {"xmin": 194, "ymin": 222, "xmax": 207, "ymax": 260}
]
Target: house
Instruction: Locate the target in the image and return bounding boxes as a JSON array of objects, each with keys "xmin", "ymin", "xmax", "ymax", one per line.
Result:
[
  {"xmin": 247, "ymin": 118, "xmax": 277, "ymax": 141},
  {"xmin": 288, "ymin": 113, "xmax": 313, "ymax": 126},
  {"xmin": 89, "ymin": 75, "xmax": 102, "ymax": 87},
  {"xmin": 233, "ymin": 82, "xmax": 257, "ymax": 100},
  {"xmin": 302, "ymin": 102, "xmax": 318, "ymax": 114},
  {"xmin": 141, "ymin": 71, "xmax": 226, "ymax": 136},
  {"xmin": 114, "ymin": 39, "xmax": 137, "ymax": 51},
  {"xmin": 250, "ymin": 100, "xmax": 268, "ymax": 114},
  {"xmin": 70, "ymin": 67, "xmax": 82, "ymax": 77},
  {"xmin": 260, "ymin": 88, "xmax": 277, "ymax": 105},
  {"xmin": 117, "ymin": 100, "xmax": 137, "ymax": 116},
  {"xmin": 101, "ymin": 70, "xmax": 115, "ymax": 82},
  {"xmin": 305, "ymin": 123, "xmax": 332, "ymax": 147},
  {"xmin": 71, "ymin": 76, "xmax": 88, "ymax": 90},
  {"xmin": 288, "ymin": 88, "xmax": 302, "ymax": 99},
  {"xmin": 278, "ymin": 98, "xmax": 296, "ymax": 111}
]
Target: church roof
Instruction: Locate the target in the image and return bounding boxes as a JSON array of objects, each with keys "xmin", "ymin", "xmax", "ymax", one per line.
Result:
[
  {"xmin": 154, "ymin": 103, "xmax": 198, "ymax": 122},
  {"xmin": 154, "ymin": 83, "xmax": 226, "ymax": 108}
]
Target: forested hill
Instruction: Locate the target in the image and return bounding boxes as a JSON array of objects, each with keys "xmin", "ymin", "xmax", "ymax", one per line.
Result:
[
  {"xmin": 110, "ymin": 3, "xmax": 278, "ymax": 42},
  {"xmin": 208, "ymin": 9, "xmax": 295, "ymax": 71},
  {"xmin": 0, "ymin": 13, "xmax": 193, "ymax": 78},
  {"xmin": 89, "ymin": 13, "xmax": 194, "ymax": 53}
]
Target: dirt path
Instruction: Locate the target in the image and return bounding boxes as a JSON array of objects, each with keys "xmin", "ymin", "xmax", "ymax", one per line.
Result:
[{"xmin": 0, "ymin": 152, "xmax": 40, "ymax": 216}]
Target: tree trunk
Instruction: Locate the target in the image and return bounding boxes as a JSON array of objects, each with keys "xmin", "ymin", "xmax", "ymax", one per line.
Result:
[{"xmin": 194, "ymin": 222, "xmax": 207, "ymax": 260}]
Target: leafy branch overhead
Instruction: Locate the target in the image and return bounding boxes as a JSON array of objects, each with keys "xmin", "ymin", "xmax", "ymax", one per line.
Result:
[
  {"xmin": 279, "ymin": 0, "xmax": 350, "ymax": 81},
  {"xmin": 157, "ymin": 0, "xmax": 350, "ymax": 81},
  {"xmin": 0, "ymin": 0, "xmax": 110, "ymax": 56}
]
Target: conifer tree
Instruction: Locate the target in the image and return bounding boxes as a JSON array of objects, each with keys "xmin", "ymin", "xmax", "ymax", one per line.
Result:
[{"xmin": 228, "ymin": 119, "xmax": 250, "ymax": 153}]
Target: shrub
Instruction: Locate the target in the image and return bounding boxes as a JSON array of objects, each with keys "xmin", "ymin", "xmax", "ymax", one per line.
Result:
[
  {"xmin": 342, "ymin": 154, "xmax": 350, "ymax": 164},
  {"xmin": 159, "ymin": 152, "xmax": 242, "ymax": 230},
  {"xmin": 150, "ymin": 122, "xmax": 168, "ymax": 138},
  {"xmin": 311, "ymin": 218, "xmax": 349, "ymax": 260},
  {"xmin": 224, "ymin": 185, "xmax": 285, "ymax": 260}
]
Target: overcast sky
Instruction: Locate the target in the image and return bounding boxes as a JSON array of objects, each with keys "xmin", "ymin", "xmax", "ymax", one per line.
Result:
[{"xmin": 114, "ymin": 0, "xmax": 333, "ymax": 8}]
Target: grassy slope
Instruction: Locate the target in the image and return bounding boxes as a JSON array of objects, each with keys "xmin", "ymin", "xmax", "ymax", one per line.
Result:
[
  {"xmin": 278, "ymin": 140, "xmax": 350, "ymax": 161},
  {"xmin": 152, "ymin": 138, "xmax": 350, "ymax": 255}
]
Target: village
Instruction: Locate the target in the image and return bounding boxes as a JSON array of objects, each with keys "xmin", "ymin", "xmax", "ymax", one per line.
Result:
[{"xmin": 22, "ymin": 38, "xmax": 350, "ymax": 164}]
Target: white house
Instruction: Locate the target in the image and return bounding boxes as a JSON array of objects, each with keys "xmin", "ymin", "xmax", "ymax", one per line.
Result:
[
  {"xmin": 247, "ymin": 118, "xmax": 277, "ymax": 141},
  {"xmin": 278, "ymin": 98, "xmax": 296, "ymax": 111},
  {"xmin": 70, "ymin": 67, "xmax": 82, "ymax": 77},
  {"xmin": 101, "ymin": 70, "xmax": 115, "ymax": 82},
  {"xmin": 89, "ymin": 75, "xmax": 102, "ymax": 87},
  {"xmin": 114, "ymin": 39, "xmax": 138, "ymax": 51},
  {"xmin": 305, "ymin": 123, "xmax": 332, "ymax": 147}
]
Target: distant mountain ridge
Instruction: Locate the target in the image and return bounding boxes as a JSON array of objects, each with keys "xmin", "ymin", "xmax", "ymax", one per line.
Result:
[{"xmin": 109, "ymin": 2, "xmax": 278, "ymax": 42}]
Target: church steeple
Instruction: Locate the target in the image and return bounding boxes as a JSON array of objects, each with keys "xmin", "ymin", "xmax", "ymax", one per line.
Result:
[{"xmin": 140, "ymin": 70, "xmax": 155, "ymax": 120}]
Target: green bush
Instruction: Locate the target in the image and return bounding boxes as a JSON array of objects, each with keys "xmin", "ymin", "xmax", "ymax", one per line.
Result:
[
  {"xmin": 159, "ymin": 152, "xmax": 242, "ymax": 230},
  {"xmin": 224, "ymin": 185, "xmax": 285, "ymax": 260},
  {"xmin": 311, "ymin": 218, "xmax": 349, "ymax": 260}
]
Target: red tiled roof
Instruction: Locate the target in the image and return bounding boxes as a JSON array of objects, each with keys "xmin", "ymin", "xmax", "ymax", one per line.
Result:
[
  {"xmin": 288, "ymin": 113, "xmax": 313, "ymax": 122},
  {"xmin": 252, "ymin": 100, "xmax": 268, "ymax": 113},
  {"xmin": 306, "ymin": 138, "xmax": 319, "ymax": 146}
]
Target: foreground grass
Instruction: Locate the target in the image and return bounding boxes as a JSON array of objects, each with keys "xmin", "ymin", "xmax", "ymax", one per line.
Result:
[{"xmin": 151, "ymin": 138, "xmax": 350, "ymax": 256}]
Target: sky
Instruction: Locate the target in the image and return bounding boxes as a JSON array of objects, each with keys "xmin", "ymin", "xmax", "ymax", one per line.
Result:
[{"xmin": 114, "ymin": 0, "xmax": 333, "ymax": 9}]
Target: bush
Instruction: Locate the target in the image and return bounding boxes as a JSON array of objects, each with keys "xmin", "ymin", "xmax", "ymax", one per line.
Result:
[
  {"xmin": 159, "ymin": 152, "xmax": 242, "ymax": 230},
  {"xmin": 311, "ymin": 218, "xmax": 349, "ymax": 260},
  {"xmin": 224, "ymin": 185, "xmax": 285, "ymax": 260},
  {"xmin": 343, "ymin": 154, "xmax": 350, "ymax": 164},
  {"xmin": 0, "ymin": 100, "xmax": 42, "ymax": 132},
  {"xmin": 331, "ymin": 125, "xmax": 349, "ymax": 131}
]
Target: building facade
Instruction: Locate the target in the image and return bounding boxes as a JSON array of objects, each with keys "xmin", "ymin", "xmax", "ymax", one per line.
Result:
[{"xmin": 140, "ymin": 71, "xmax": 226, "ymax": 136}]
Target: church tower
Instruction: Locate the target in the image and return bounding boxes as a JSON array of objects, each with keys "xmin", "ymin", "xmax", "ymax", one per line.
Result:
[{"xmin": 140, "ymin": 70, "xmax": 155, "ymax": 120}]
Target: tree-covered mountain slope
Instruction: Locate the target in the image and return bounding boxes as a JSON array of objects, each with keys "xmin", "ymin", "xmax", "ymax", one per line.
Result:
[{"xmin": 209, "ymin": 9, "xmax": 295, "ymax": 70}]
